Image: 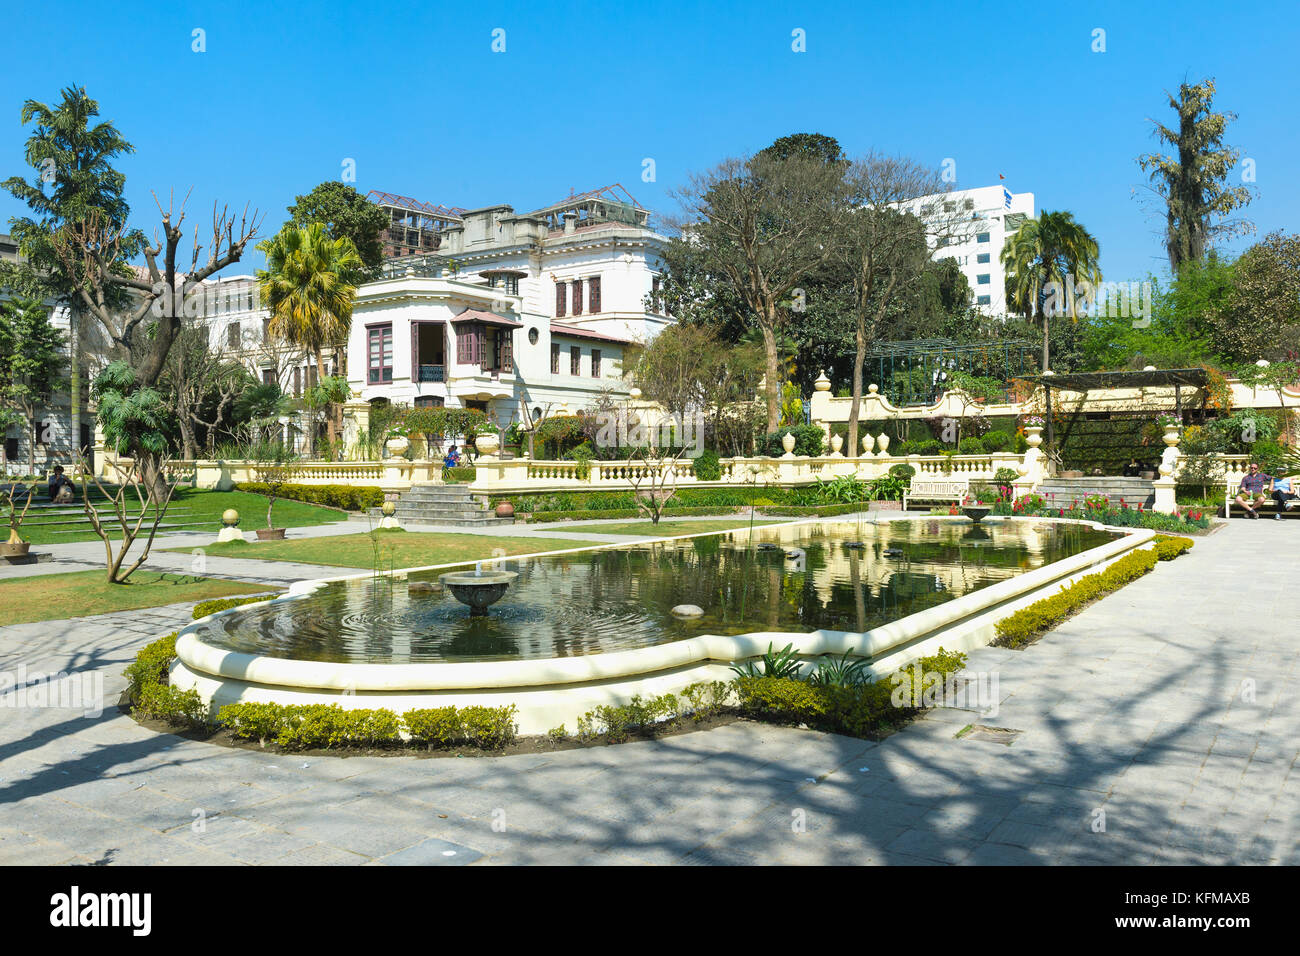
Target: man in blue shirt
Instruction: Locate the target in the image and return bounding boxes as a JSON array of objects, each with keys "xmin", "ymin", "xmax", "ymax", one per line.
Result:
[
  {"xmin": 1271, "ymin": 474, "xmax": 1297, "ymax": 519},
  {"xmin": 1235, "ymin": 462, "xmax": 1272, "ymax": 518}
]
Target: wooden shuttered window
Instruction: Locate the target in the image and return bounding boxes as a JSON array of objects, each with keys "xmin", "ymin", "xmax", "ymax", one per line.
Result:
[
  {"xmin": 456, "ymin": 324, "xmax": 483, "ymax": 366},
  {"xmin": 588, "ymin": 276, "xmax": 601, "ymax": 313},
  {"xmin": 571, "ymin": 280, "xmax": 583, "ymax": 315},
  {"xmin": 550, "ymin": 344, "xmax": 560, "ymax": 374},
  {"xmin": 592, "ymin": 348, "xmax": 601, "ymax": 378},
  {"xmin": 570, "ymin": 345, "xmax": 581, "ymax": 376},
  {"xmin": 555, "ymin": 282, "xmax": 566, "ymax": 318}
]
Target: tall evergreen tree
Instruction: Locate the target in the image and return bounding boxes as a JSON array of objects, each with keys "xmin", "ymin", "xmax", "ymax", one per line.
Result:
[{"xmin": 1138, "ymin": 78, "xmax": 1254, "ymax": 272}]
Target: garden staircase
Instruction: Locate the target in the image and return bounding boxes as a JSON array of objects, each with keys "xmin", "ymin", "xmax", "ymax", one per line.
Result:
[
  {"xmin": 369, "ymin": 483, "xmax": 514, "ymax": 529},
  {"xmin": 1033, "ymin": 477, "xmax": 1156, "ymax": 509}
]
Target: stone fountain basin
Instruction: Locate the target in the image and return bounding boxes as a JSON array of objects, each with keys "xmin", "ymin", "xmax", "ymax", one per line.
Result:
[
  {"xmin": 438, "ymin": 569, "xmax": 518, "ymax": 615},
  {"xmin": 962, "ymin": 506, "xmax": 992, "ymax": 523}
]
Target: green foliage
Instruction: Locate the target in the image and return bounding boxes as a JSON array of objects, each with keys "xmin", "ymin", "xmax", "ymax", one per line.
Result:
[
  {"xmin": 731, "ymin": 642, "xmax": 805, "ymax": 679},
  {"xmin": 957, "ymin": 436, "xmax": 985, "ymax": 454},
  {"xmin": 234, "ymin": 481, "xmax": 382, "ymax": 511},
  {"xmin": 285, "ymin": 181, "xmax": 389, "ymax": 279},
  {"xmin": 94, "ymin": 361, "xmax": 170, "ymax": 457},
  {"xmin": 809, "ymin": 650, "xmax": 870, "ymax": 687},
  {"xmin": 758, "ymin": 424, "xmax": 824, "ymax": 457},
  {"xmin": 1152, "ymin": 535, "xmax": 1194, "ymax": 560},
  {"xmin": 214, "ymin": 702, "xmax": 283, "ymax": 744},
  {"xmin": 680, "ymin": 681, "xmax": 732, "ymax": 720},
  {"xmin": 889, "ymin": 463, "xmax": 916, "ymax": 482},
  {"xmin": 269, "ymin": 705, "xmax": 402, "ymax": 750},
  {"xmin": 400, "ymin": 704, "xmax": 519, "ymax": 750},
  {"xmin": 192, "ymin": 593, "xmax": 278, "ymax": 620},
  {"xmin": 694, "ymin": 449, "xmax": 722, "ymax": 481},
  {"xmin": 136, "ymin": 682, "xmax": 205, "ymax": 725},
  {"xmin": 440, "ymin": 467, "xmax": 478, "ymax": 484},
  {"xmin": 123, "ymin": 632, "xmax": 179, "ymax": 706}
]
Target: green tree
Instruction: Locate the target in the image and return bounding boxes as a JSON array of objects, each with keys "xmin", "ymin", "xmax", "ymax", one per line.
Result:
[
  {"xmin": 1001, "ymin": 210, "xmax": 1102, "ymax": 372},
  {"xmin": 256, "ymin": 224, "xmax": 363, "ymax": 452},
  {"xmin": 0, "ymin": 298, "xmax": 67, "ymax": 475},
  {"xmin": 1209, "ymin": 233, "xmax": 1300, "ymax": 364},
  {"xmin": 671, "ymin": 151, "xmax": 846, "ymax": 429},
  {"xmin": 1138, "ymin": 78, "xmax": 1254, "ymax": 272},
  {"xmin": 285, "ymin": 181, "xmax": 389, "ymax": 281},
  {"xmin": 1, "ymin": 86, "xmax": 138, "ymax": 456}
]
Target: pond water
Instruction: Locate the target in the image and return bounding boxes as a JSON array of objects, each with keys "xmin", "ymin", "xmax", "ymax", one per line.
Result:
[{"xmin": 195, "ymin": 519, "xmax": 1116, "ymax": 664}]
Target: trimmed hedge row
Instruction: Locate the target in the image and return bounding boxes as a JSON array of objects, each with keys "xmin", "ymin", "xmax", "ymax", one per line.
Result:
[
  {"xmin": 218, "ymin": 702, "xmax": 519, "ymax": 751},
  {"xmin": 191, "ymin": 594, "xmax": 279, "ymax": 620},
  {"xmin": 992, "ymin": 537, "xmax": 1193, "ymax": 649},
  {"xmin": 235, "ymin": 482, "xmax": 380, "ymax": 511}
]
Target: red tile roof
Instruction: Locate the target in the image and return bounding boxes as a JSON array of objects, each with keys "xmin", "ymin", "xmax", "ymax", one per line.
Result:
[{"xmin": 549, "ymin": 322, "xmax": 631, "ymax": 344}]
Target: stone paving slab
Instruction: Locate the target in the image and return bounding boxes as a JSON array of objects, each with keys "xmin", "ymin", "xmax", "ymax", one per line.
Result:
[{"xmin": 0, "ymin": 520, "xmax": 1296, "ymax": 864}]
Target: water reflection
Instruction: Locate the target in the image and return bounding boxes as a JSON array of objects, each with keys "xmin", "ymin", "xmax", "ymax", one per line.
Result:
[{"xmin": 198, "ymin": 519, "xmax": 1115, "ymax": 664}]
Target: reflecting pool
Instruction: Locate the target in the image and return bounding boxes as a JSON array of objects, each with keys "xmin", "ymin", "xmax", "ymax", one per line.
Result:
[{"xmin": 196, "ymin": 519, "xmax": 1117, "ymax": 664}]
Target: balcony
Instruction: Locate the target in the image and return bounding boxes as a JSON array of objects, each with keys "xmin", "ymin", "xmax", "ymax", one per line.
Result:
[{"xmin": 418, "ymin": 364, "xmax": 446, "ymax": 383}]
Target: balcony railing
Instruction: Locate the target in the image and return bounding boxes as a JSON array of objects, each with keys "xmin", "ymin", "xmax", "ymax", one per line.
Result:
[{"xmin": 418, "ymin": 364, "xmax": 446, "ymax": 383}]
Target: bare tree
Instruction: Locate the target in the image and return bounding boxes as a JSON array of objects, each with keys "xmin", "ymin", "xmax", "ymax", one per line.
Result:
[
  {"xmin": 832, "ymin": 155, "xmax": 956, "ymax": 456},
  {"xmin": 161, "ymin": 323, "xmax": 250, "ymax": 459},
  {"xmin": 76, "ymin": 450, "xmax": 178, "ymax": 584},
  {"xmin": 626, "ymin": 442, "xmax": 693, "ymax": 525},
  {"xmin": 671, "ymin": 153, "xmax": 844, "ymax": 430}
]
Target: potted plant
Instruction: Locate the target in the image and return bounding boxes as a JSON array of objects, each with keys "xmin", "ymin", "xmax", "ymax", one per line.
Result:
[
  {"xmin": 2, "ymin": 484, "xmax": 34, "ymax": 559},
  {"xmin": 252, "ymin": 442, "xmax": 300, "ymax": 540},
  {"xmin": 385, "ymin": 424, "xmax": 410, "ymax": 457}
]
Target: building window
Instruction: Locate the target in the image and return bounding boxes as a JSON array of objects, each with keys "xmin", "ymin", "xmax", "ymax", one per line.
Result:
[
  {"xmin": 414, "ymin": 396, "xmax": 445, "ymax": 408},
  {"xmin": 262, "ymin": 317, "xmax": 272, "ymax": 341},
  {"xmin": 587, "ymin": 276, "xmax": 601, "ymax": 313},
  {"xmin": 528, "ymin": 327, "xmax": 539, "ymax": 345},
  {"xmin": 977, "ymin": 253, "xmax": 990, "ymax": 264},
  {"xmin": 308, "ymin": 365, "xmax": 318, "ymax": 389},
  {"xmin": 368, "ymin": 324, "xmax": 393, "ymax": 384},
  {"xmin": 977, "ymin": 295, "xmax": 991, "ymax": 305},
  {"xmin": 456, "ymin": 324, "xmax": 483, "ymax": 366},
  {"xmin": 555, "ymin": 282, "xmax": 566, "ymax": 318},
  {"xmin": 571, "ymin": 280, "xmax": 583, "ymax": 316},
  {"xmin": 977, "ymin": 274, "xmax": 990, "ymax": 285},
  {"xmin": 550, "ymin": 343, "xmax": 560, "ymax": 374},
  {"xmin": 227, "ymin": 322, "xmax": 241, "ymax": 349},
  {"xmin": 592, "ymin": 349, "xmax": 601, "ymax": 378},
  {"xmin": 651, "ymin": 275, "xmax": 662, "ymax": 313},
  {"xmin": 261, "ymin": 368, "xmax": 276, "ymax": 386},
  {"xmin": 570, "ymin": 345, "xmax": 581, "ymax": 376},
  {"xmin": 293, "ymin": 366, "xmax": 301, "ymax": 396},
  {"xmin": 963, "ymin": 198, "xmax": 974, "ymax": 210},
  {"xmin": 976, "ymin": 232, "xmax": 990, "ymax": 243}
]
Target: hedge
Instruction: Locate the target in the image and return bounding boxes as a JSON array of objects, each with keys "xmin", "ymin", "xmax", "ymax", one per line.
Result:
[
  {"xmin": 992, "ymin": 538, "xmax": 1193, "ymax": 649},
  {"xmin": 235, "ymin": 482, "xmax": 380, "ymax": 511},
  {"xmin": 192, "ymin": 593, "xmax": 279, "ymax": 620}
]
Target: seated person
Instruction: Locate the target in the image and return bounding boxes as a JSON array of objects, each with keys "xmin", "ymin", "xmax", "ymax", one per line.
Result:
[
  {"xmin": 1271, "ymin": 475, "xmax": 1297, "ymax": 518},
  {"xmin": 47, "ymin": 464, "xmax": 74, "ymax": 503},
  {"xmin": 1234, "ymin": 462, "xmax": 1272, "ymax": 518},
  {"xmin": 1122, "ymin": 458, "xmax": 1142, "ymax": 477},
  {"xmin": 442, "ymin": 445, "xmax": 461, "ymax": 469}
]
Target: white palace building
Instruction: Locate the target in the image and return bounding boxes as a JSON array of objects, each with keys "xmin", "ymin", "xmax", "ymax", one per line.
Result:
[{"xmin": 197, "ymin": 185, "xmax": 672, "ymax": 439}]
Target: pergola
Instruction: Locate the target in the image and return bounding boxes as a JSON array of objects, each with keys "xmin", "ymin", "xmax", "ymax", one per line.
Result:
[
  {"xmin": 862, "ymin": 338, "xmax": 1039, "ymax": 406},
  {"xmin": 1018, "ymin": 368, "xmax": 1210, "ymax": 447}
]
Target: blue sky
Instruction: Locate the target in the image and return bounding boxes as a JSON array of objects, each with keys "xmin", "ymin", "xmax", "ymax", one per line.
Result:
[{"xmin": 1, "ymin": 0, "xmax": 1294, "ymax": 285}]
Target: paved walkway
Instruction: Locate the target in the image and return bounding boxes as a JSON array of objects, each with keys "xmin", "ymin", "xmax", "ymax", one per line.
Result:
[{"xmin": 0, "ymin": 520, "xmax": 1295, "ymax": 864}]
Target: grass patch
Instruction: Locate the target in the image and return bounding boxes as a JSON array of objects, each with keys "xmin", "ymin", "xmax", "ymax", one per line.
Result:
[
  {"xmin": 176, "ymin": 529, "xmax": 617, "ymax": 569},
  {"xmin": 15, "ymin": 488, "xmax": 346, "ymax": 545},
  {"xmin": 0, "ymin": 570, "xmax": 268, "ymax": 625}
]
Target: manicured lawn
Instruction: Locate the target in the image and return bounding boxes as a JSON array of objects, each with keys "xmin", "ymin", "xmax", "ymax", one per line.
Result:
[
  {"xmin": 583, "ymin": 518, "xmax": 788, "ymax": 537},
  {"xmin": 179, "ymin": 530, "xmax": 616, "ymax": 569},
  {"xmin": 0, "ymin": 570, "xmax": 270, "ymax": 625},
  {"xmin": 14, "ymin": 488, "xmax": 347, "ymax": 545}
]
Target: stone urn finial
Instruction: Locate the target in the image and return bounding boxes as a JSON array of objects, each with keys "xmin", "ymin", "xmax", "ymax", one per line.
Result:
[
  {"xmin": 814, "ymin": 369, "xmax": 831, "ymax": 392},
  {"xmin": 781, "ymin": 432, "xmax": 797, "ymax": 457}
]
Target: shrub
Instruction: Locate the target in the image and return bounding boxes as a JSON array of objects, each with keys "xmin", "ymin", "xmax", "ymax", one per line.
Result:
[
  {"xmin": 993, "ymin": 546, "xmax": 1167, "ymax": 649},
  {"xmin": 192, "ymin": 593, "xmax": 278, "ymax": 620},
  {"xmin": 957, "ymin": 437, "xmax": 985, "ymax": 455},
  {"xmin": 270, "ymin": 704, "xmax": 403, "ymax": 750},
  {"xmin": 758, "ymin": 424, "xmax": 824, "ymax": 457},
  {"xmin": 402, "ymin": 706, "xmax": 464, "ymax": 749},
  {"xmin": 680, "ymin": 680, "xmax": 731, "ymax": 720},
  {"xmin": 217, "ymin": 702, "xmax": 285, "ymax": 745},
  {"xmin": 1152, "ymin": 535, "xmax": 1194, "ymax": 560},
  {"xmin": 981, "ymin": 431, "xmax": 1012, "ymax": 453},
  {"xmin": 693, "ymin": 449, "xmax": 721, "ymax": 481},
  {"xmin": 234, "ymin": 482, "xmax": 382, "ymax": 512},
  {"xmin": 888, "ymin": 463, "xmax": 916, "ymax": 482},
  {"xmin": 124, "ymin": 632, "xmax": 179, "ymax": 705},
  {"xmin": 993, "ymin": 466, "xmax": 1020, "ymax": 484},
  {"xmin": 136, "ymin": 682, "xmax": 205, "ymax": 725},
  {"xmin": 441, "ymin": 466, "xmax": 478, "ymax": 484},
  {"xmin": 460, "ymin": 705, "xmax": 519, "ymax": 749},
  {"xmin": 733, "ymin": 676, "xmax": 827, "ymax": 723}
]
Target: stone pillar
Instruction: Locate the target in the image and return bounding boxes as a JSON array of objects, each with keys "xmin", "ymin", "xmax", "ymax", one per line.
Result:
[{"xmin": 342, "ymin": 400, "xmax": 370, "ymax": 460}]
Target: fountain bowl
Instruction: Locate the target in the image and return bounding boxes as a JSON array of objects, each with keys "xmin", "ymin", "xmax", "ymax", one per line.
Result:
[
  {"xmin": 962, "ymin": 506, "xmax": 992, "ymax": 523},
  {"xmin": 438, "ymin": 569, "xmax": 518, "ymax": 616}
]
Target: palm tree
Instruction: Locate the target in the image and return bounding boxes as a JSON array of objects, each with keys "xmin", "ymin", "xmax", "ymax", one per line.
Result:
[
  {"xmin": 256, "ymin": 224, "xmax": 363, "ymax": 455},
  {"xmin": 1001, "ymin": 210, "xmax": 1102, "ymax": 372}
]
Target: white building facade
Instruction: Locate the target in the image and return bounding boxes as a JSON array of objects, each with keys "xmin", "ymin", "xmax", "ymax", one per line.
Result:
[{"xmin": 904, "ymin": 185, "xmax": 1035, "ymax": 316}]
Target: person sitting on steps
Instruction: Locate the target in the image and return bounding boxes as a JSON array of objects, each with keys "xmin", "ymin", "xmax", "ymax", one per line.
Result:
[
  {"xmin": 1235, "ymin": 462, "xmax": 1272, "ymax": 519},
  {"xmin": 47, "ymin": 464, "xmax": 74, "ymax": 504}
]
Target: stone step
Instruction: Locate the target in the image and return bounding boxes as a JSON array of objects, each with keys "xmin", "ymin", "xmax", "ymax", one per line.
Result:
[{"xmin": 398, "ymin": 515, "xmax": 514, "ymax": 528}]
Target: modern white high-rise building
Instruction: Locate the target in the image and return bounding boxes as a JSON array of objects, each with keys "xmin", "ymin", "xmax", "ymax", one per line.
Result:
[{"xmin": 902, "ymin": 184, "xmax": 1035, "ymax": 316}]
